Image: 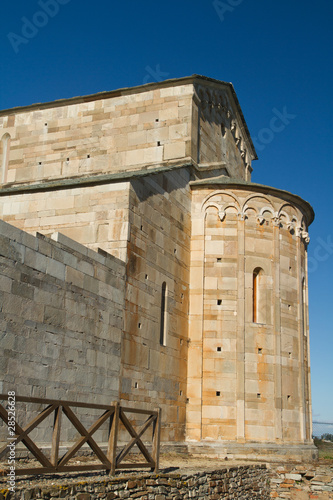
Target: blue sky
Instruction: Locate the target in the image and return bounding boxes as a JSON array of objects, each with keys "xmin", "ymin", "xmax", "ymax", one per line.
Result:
[{"xmin": 1, "ymin": 0, "xmax": 332, "ymax": 423}]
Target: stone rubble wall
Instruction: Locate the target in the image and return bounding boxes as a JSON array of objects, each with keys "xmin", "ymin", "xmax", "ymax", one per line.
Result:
[
  {"xmin": 269, "ymin": 463, "xmax": 333, "ymax": 499},
  {"xmin": 0, "ymin": 465, "xmax": 270, "ymax": 500}
]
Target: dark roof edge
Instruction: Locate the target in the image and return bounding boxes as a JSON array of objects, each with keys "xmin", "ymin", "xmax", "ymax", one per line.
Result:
[
  {"xmin": 0, "ymin": 75, "xmax": 227, "ymax": 116},
  {"xmin": 190, "ymin": 176, "xmax": 315, "ymax": 226}
]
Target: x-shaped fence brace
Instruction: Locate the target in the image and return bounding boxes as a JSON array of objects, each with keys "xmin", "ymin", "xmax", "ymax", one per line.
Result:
[{"xmin": 0, "ymin": 395, "xmax": 161, "ymax": 476}]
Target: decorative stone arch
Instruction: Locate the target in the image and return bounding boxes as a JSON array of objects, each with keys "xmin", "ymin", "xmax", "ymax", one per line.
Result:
[
  {"xmin": 278, "ymin": 207, "xmax": 300, "ymax": 234},
  {"xmin": 278, "ymin": 203, "xmax": 299, "ymax": 222},
  {"xmin": 257, "ymin": 206, "xmax": 275, "ymax": 225},
  {"xmin": 278, "ymin": 202, "xmax": 299, "ymax": 217},
  {"xmin": 0, "ymin": 133, "xmax": 11, "ymax": 184},
  {"xmin": 202, "ymin": 191, "xmax": 241, "ymax": 223},
  {"xmin": 241, "ymin": 194, "xmax": 275, "ymax": 225},
  {"xmin": 201, "ymin": 190, "xmax": 241, "ymax": 212},
  {"xmin": 242, "ymin": 193, "xmax": 273, "ymax": 210}
]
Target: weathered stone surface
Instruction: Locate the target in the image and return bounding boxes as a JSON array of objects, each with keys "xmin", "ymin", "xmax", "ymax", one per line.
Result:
[{"xmin": 0, "ymin": 76, "xmax": 315, "ymax": 459}]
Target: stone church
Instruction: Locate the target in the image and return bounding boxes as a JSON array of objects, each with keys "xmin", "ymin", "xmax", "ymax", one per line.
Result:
[{"xmin": 0, "ymin": 75, "xmax": 317, "ymax": 461}]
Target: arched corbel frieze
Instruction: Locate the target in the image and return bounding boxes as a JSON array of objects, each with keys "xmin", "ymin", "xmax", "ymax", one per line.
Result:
[
  {"xmin": 202, "ymin": 192, "xmax": 240, "ymax": 224},
  {"xmin": 242, "ymin": 193, "xmax": 273, "ymax": 210},
  {"xmin": 241, "ymin": 195, "xmax": 274, "ymax": 226},
  {"xmin": 203, "ymin": 201, "xmax": 239, "ymax": 222},
  {"xmin": 276, "ymin": 204, "xmax": 310, "ymax": 242},
  {"xmin": 257, "ymin": 206, "xmax": 275, "ymax": 225},
  {"xmin": 201, "ymin": 190, "xmax": 241, "ymax": 213},
  {"xmin": 278, "ymin": 206, "xmax": 300, "ymax": 234}
]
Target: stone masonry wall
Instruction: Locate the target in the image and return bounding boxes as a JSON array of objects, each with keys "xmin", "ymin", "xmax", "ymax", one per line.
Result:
[
  {"xmin": 120, "ymin": 168, "xmax": 191, "ymax": 442},
  {"xmin": 0, "ymin": 84, "xmax": 194, "ymax": 185},
  {"xmin": 187, "ymin": 184, "xmax": 312, "ymax": 449},
  {"xmin": 0, "ymin": 181, "xmax": 131, "ymax": 262},
  {"xmin": 0, "ymin": 465, "xmax": 270, "ymax": 499},
  {"xmin": 0, "ymin": 220, "xmax": 125, "ymax": 442}
]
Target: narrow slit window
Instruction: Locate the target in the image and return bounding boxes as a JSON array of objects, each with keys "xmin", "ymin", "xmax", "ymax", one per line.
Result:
[
  {"xmin": 253, "ymin": 267, "xmax": 264, "ymax": 323},
  {"xmin": 302, "ymin": 277, "xmax": 307, "ymax": 336},
  {"xmin": 160, "ymin": 282, "xmax": 167, "ymax": 346}
]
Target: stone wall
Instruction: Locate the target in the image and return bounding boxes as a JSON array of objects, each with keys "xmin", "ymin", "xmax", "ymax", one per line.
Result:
[
  {"xmin": 0, "ymin": 181, "xmax": 131, "ymax": 261},
  {"xmin": 0, "ymin": 465, "xmax": 270, "ymax": 499},
  {"xmin": 0, "ymin": 220, "xmax": 125, "ymax": 442},
  {"xmin": 186, "ymin": 181, "xmax": 314, "ymax": 457},
  {"xmin": 193, "ymin": 82, "xmax": 252, "ymax": 180},
  {"xmin": 0, "ymin": 77, "xmax": 256, "ymax": 191},
  {"xmin": 0, "ymin": 84, "xmax": 193, "ymax": 184},
  {"xmin": 270, "ymin": 463, "xmax": 333, "ymax": 499},
  {"xmin": 120, "ymin": 168, "xmax": 191, "ymax": 442}
]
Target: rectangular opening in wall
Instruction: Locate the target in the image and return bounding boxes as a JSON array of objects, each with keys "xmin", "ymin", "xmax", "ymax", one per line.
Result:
[
  {"xmin": 217, "ymin": 299, "xmax": 222, "ymax": 305},
  {"xmin": 216, "ymin": 391, "xmax": 221, "ymax": 397},
  {"xmin": 160, "ymin": 282, "xmax": 167, "ymax": 346},
  {"xmin": 217, "ymin": 346, "xmax": 222, "ymax": 352},
  {"xmin": 257, "ymin": 393, "xmax": 261, "ymax": 399}
]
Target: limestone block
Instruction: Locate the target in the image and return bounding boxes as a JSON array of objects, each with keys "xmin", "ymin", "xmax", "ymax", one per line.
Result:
[
  {"xmin": 125, "ymin": 148, "xmax": 145, "ymax": 166},
  {"xmin": 65, "ymin": 267, "xmax": 85, "ymax": 288},
  {"xmin": 123, "ymin": 339, "xmax": 149, "ymax": 369},
  {"xmin": 24, "ymin": 247, "xmax": 47, "ymax": 272},
  {"xmin": 202, "ymin": 405, "xmax": 223, "ymax": 420},
  {"xmin": 0, "ymin": 275, "xmax": 12, "ymax": 293},
  {"xmin": 160, "ymin": 106, "xmax": 179, "ymax": 121},
  {"xmin": 128, "ymin": 130, "xmax": 147, "ymax": 147},
  {"xmin": 163, "ymin": 142, "xmax": 186, "ymax": 160},
  {"xmin": 143, "ymin": 145, "xmax": 164, "ymax": 164},
  {"xmin": 169, "ymin": 123, "xmax": 188, "ymax": 140},
  {"xmin": 46, "ymin": 258, "xmax": 66, "ymax": 281},
  {"xmin": 147, "ymin": 127, "xmax": 169, "ymax": 142}
]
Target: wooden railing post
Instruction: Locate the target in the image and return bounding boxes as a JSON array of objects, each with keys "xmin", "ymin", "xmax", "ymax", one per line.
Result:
[
  {"xmin": 152, "ymin": 407, "xmax": 161, "ymax": 473},
  {"xmin": 51, "ymin": 405, "xmax": 62, "ymax": 467},
  {"xmin": 107, "ymin": 401, "xmax": 119, "ymax": 475}
]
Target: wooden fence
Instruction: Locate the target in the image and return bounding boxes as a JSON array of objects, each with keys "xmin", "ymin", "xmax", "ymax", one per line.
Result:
[{"xmin": 0, "ymin": 395, "xmax": 161, "ymax": 476}]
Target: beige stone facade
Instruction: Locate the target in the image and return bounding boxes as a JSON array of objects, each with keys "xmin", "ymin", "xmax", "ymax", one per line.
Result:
[{"xmin": 0, "ymin": 76, "xmax": 317, "ymax": 460}]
